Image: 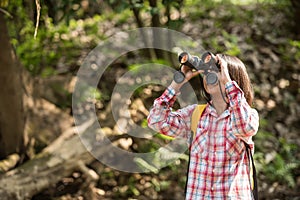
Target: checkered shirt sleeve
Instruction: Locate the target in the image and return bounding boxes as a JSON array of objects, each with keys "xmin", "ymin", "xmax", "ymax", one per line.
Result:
[{"xmin": 147, "ymin": 86, "xmax": 196, "ymax": 141}]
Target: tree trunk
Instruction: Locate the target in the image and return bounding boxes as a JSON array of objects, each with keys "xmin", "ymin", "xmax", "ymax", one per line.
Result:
[
  {"xmin": 290, "ymin": 0, "xmax": 300, "ymax": 38},
  {"xmin": 128, "ymin": 0, "xmax": 155, "ymax": 59},
  {"xmin": 149, "ymin": 0, "xmax": 160, "ymax": 28},
  {"xmin": 0, "ymin": 12, "xmax": 26, "ymax": 159},
  {"xmin": 148, "ymin": 0, "xmax": 165, "ymax": 59}
]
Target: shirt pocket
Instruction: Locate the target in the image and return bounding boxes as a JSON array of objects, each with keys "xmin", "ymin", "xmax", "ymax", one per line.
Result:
[
  {"xmin": 226, "ymin": 131, "xmax": 244, "ymax": 159},
  {"xmin": 190, "ymin": 128, "xmax": 208, "ymax": 156}
]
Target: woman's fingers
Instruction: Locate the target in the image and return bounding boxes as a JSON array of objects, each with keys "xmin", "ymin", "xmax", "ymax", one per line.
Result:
[
  {"xmin": 216, "ymin": 55, "xmax": 231, "ymax": 84},
  {"xmin": 181, "ymin": 65, "xmax": 203, "ymax": 81},
  {"xmin": 216, "ymin": 55, "xmax": 226, "ymax": 69}
]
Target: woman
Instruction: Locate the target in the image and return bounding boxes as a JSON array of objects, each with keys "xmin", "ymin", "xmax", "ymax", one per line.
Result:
[{"xmin": 147, "ymin": 53, "xmax": 259, "ymax": 199}]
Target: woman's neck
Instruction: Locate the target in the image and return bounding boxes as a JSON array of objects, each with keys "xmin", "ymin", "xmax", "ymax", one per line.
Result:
[{"xmin": 211, "ymin": 93, "xmax": 228, "ymax": 116}]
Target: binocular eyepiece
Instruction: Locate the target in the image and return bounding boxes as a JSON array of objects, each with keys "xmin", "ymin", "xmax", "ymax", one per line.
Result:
[{"xmin": 173, "ymin": 51, "xmax": 220, "ymax": 85}]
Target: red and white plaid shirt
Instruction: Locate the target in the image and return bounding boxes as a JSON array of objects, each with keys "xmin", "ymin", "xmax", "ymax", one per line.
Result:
[{"xmin": 148, "ymin": 81, "xmax": 259, "ymax": 200}]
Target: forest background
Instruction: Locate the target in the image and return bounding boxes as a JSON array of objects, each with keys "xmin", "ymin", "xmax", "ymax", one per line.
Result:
[{"xmin": 0, "ymin": 0, "xmax": 299, "ymax": 199}]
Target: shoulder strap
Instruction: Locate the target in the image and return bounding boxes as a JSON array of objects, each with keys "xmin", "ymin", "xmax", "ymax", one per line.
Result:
[
  {"xmin": 243, "ymin": 141, "xmax": 259, "ymax": 200},
  {"xmin": 190, "ymin": 104, "xmax": 206, "ymax": 144}
]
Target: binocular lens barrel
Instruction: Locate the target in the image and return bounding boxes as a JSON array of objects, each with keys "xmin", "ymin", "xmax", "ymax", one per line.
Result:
[
  {"xmin": 174, "ymin": 51, "xmax": 220, "ymax": 84},
  {"xmin": 178, "ymin": 52, "xmax": 200, "ymax": 69},
  {"xmin": 173, "ymin": 71, "xmax": 185, "ymax": 83},
  {"xmin": 206, "ymin": 73, "xmax": 218, "ymax": 85}
]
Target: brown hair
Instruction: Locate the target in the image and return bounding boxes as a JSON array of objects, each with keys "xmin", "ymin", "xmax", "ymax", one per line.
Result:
[{"xmin": 199, "ymin": 54, "xmax": 254, "ymax": 106}]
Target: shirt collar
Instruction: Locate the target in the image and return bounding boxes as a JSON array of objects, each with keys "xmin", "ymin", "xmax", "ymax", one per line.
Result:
[{"xmin": 207, "ymin": 102, "xmax": 230, "ymax": 119}]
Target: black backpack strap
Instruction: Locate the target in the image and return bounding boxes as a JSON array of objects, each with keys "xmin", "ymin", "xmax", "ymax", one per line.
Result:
[
  {"xmin": 243, "ymin": 141, "xmax": 258, "ymax": 200},
  {"xmin": 184, "ymin": 131, "xmax": 195, "ymax": 194}
]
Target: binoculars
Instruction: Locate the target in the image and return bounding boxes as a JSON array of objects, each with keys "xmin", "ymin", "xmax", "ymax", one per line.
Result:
[{"xmin": 173, "ymin": 51, "xmax": 220, "ymax": 85}]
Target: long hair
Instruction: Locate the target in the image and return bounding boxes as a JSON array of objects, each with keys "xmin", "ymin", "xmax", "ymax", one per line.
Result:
[{"xmin": 199, "ymin": 54, "xmax": 254, "ymax": 106}]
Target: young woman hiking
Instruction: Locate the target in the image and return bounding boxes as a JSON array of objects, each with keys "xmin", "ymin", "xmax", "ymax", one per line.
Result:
[{"xmin": 147, "ymin": 53, "xmax": 259, "ymax": 199}]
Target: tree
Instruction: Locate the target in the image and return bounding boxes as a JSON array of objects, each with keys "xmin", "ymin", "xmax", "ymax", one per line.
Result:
[
  {"xmin": 290, "ymin": 0, "xmax": 300, "ymax": 37},
  {"xmin": 0, "ymin": 11, "xmax": 26, "ymax": 160},
  {"xmin": 108, "ymin": 0, "xmax": 183, "ymax": 60}
]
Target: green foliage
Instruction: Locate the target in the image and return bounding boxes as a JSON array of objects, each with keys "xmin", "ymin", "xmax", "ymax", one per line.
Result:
[
  {"xmin": 108, "ymin": 0, "xmax": 131, "ymax": 12},
  {"xmin": 254, "ymin": 119, "xmax": 300, "ymax": 188},
  {"xmin": 150, "ymin": 178, "xmax": 170, "ymax": 194},
  {"xmin": 128, "ymin": 59, "xmax": 171, "ymax": 73},
  {"xmin": 76, "ymin": 84, "xmax": 104, "ymax": 103},
  {"xmin": 0, "ymin": 0, "xmax": 8, "ymax": 8},
  {"xmin": 289, "ymin": 40, "xmax": 300, "ymax": 58},
  {"xmin": 8, "ymin": 13, "xmax": 110, "ymax": 76},
  {"xmin": 108, "ymin": 0, "xmax": 184, "ymax": 29},
  {"xmin": 139, "ymin": 139, "xmax": 160, "ymax": 153},
  {"xmin": 127, "ymin": 176, "xmax": 141, "ymax": 196},
  {"xmin": 203, "ymin": 30, "xmax": 241, "ymax": 55},
  {"xmin": 281, "ymin": 39, "xmax": 300, "ymax": 63},
  {"xmin": 261, "ymin": 149, "xmax": 299, "ymax": 188},
  {"xmin": 154, "ymin": 132, "xmax": 175, "ymax": 141},
  {"xmin": 221, "ymin": 31, "xmax": 241, "ymax": 56},
  {"xmin": 127, "ymin": 59, "xmax": 172, "ymax": 98},
  {"xmin": 7, "ymin": 0, "xmax": 137, "ymax": 77}
]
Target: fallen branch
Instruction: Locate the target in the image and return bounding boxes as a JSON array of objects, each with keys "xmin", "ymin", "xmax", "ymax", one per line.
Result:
[
  {"xmin": 0, "ymin": 118, "xmax": 130, "ymax": 200},
  {"xmin": 0, "ymin": 153, "xmax": 20, "ymax": 173}
]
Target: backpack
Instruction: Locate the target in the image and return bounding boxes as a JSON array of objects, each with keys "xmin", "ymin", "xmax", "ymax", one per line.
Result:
[{"xmin": 188, "ymin": 104, "xmax": 258, "ymax": 200}]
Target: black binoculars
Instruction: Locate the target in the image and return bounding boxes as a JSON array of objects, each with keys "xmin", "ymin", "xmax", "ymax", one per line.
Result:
[{"xmin": 173, "ymin": 51, "xmax": 220, "ymax": 85}]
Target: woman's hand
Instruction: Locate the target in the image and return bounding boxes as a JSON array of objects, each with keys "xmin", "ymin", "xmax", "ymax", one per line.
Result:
[
  {"xmin": 170, "ymin": 65, "xmax": 202, "ymax": 92},
  {"xmin": 181, "ymin": 65, "xmax": 202, "ymax": 82},
  {"xmin": 216, "ymin": 55, "xmax": 232, "ymax": 85}
]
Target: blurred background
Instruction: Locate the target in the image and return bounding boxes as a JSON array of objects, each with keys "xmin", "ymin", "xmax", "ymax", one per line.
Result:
[{"xmin": 0, "ymin": 0, "xmax": 299, "ymax": 199}]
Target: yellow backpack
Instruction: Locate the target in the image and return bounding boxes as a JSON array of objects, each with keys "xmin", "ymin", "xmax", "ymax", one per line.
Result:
[{"xmin": 190, "ymin": 104, "xmax": 206, "ymax": 144}]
